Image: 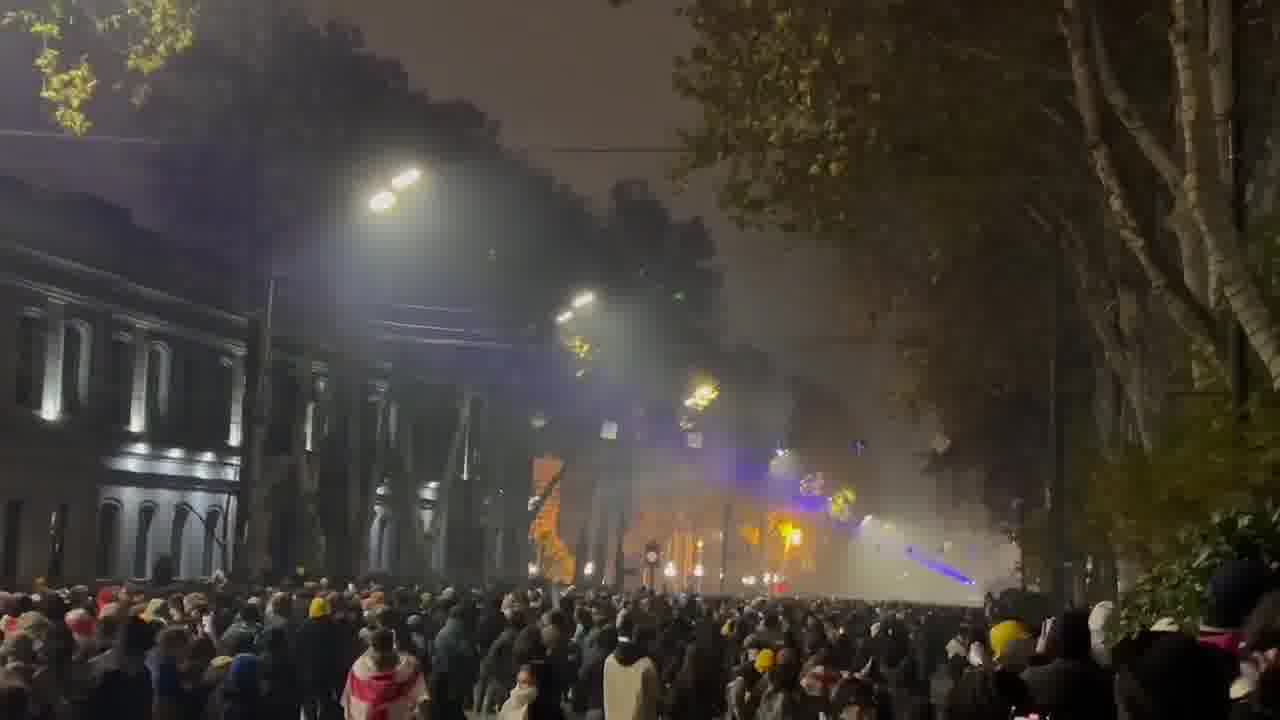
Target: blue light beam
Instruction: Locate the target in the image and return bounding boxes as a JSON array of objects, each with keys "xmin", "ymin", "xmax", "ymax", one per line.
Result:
[{"xmin": 904, "ymin": 546, "xmax": 976, "ymax": 586}]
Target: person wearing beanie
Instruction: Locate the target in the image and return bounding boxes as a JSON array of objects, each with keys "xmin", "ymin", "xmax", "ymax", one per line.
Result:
[
  {"xmin": 299, "ymin": 590, "xmax": 347, "ymax": 720},
  {"xmin": 989, "ymin": 620, "xmax": 1032, "ymax": 663},
  {"xmin": 309, "ymin": 595, "xmax": 331, "ymax": 620}
]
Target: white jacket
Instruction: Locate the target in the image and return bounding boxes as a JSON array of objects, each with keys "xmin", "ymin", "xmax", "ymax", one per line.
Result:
[{"xmin": 603, "ymin": 653, "xmax": 659, "ymax": 720}]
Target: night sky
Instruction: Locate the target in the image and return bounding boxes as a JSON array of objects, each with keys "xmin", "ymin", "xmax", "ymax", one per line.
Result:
[{"xmin": 0, "ymin": 0, "xmax": 941, "ymax": 521}]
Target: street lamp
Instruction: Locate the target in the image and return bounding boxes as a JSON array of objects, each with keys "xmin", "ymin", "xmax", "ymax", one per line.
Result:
[
  {"xmin": 369, "ymin": 190, "xmax": 397, "ymax": 213},
  {"xmin": 390, "ymin": 167, "xmax": 423, "ymax": 191}
]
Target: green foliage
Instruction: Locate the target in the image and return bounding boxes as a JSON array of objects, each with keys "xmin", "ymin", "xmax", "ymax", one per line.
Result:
[
  {"xmin": 1086, "ymin": 397, "xmax": 1280, "ymax": 560},
  {"xmin": 3, "ymin": 0, "xmax": 196, "ymax": 134},
  {"xmin": 1115, "ymin": 505, "xmax": 1280, "ymax": 639}
]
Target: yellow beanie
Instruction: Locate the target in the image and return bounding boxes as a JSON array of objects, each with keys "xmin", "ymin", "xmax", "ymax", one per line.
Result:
[
  {"xmin": 754, "ymin": 648, "xmax": 776, "ymax": 674},
  {"xmin": 989, "ymin": 620, "xmax": 1031, "ymax": 660},
  {"xmin": 309, "ymin": 596, "xmax": 331, "ymax": 619}
]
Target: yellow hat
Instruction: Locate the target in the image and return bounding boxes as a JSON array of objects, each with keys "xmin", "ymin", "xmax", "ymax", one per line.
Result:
[
  {"xmin": 989, "ymin": 620, "xmax": 1032, "ymax": 660},
  {"xmin": 754, "ymin": 648, "xmax": 776, "ymax": 674},
  {"xmin": 309, "ymin": 596, "xmax": 331, "ymax": 619}
]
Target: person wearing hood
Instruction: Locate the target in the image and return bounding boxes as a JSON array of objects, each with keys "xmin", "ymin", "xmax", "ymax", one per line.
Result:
[
  {"xmin": 431, "ymin": 605, "xmax": 478, "ymax": 720},
  {"xmin": 343, "ymin": 627, "xmax": 428, "ymax": 720},
  {"xmin": 604, "ymin": 616, "xmax": 660, "ymax": 720}
]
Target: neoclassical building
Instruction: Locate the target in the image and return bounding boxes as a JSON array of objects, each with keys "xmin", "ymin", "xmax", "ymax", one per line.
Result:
[{"xmin": 0, "ymin": 178, "xmax": 530, "ymax": 587}]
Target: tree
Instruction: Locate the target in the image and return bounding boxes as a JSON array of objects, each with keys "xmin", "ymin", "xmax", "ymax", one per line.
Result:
[{"xmin": 3, "ymin": 0, "xmax": 197, "ymax": 133}]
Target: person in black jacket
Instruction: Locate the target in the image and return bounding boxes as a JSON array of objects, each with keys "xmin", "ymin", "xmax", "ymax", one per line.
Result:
[
  {"xmin": 298, "ymin": 595, "xmax": 348, "ymax": 720},
  {"xmin": 574, "ymin": 627, "xmax": 617, "ymax": 720},
  {"xmin": 80, "ymin": 616, "xmax": 154, "ymax": 720}
]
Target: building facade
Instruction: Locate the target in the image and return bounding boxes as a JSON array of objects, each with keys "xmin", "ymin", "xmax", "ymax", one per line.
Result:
[{"xmin": 0, "ymin": 179, "xmax": 525, "ymax": 587}]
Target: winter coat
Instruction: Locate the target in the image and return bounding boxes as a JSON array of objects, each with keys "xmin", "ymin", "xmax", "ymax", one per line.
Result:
[
  {"xmin": 1021, "ymin": 658, "xmax": 1116, "ymax": 720},
  {"xmin": 80, "ymin": 650, "xmax": 153, "ymax": 720},
  {"xmin": 297, "ymin": 617, "xmax": 349, "ymax": 697},
  {"xmin": 603, "ymin": 645, "xmax": 660, "ymax": 720}
]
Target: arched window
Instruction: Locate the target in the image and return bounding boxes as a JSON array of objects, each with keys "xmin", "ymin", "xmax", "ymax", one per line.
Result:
[
  {"xmin": 15, "ymin": 312, "xmax": 44, "ymax": 410},
  {"xmin": 96, "ymin": 501, "xmax": 121, "ymax": 578},
  {"xmin": 202, "ymin": 507, "xmax": 222, "ymax": 577},
  {"xmin": 146, "ymin": 342, "xmax": 172, "ymax": 426},
  {"xmin": 109, "ymin": 332, "xmax": 133, "ymax": 428},
  {"xmin": 170, "ymin": 505, "xmax": 190, "ymax": 579},
  {"xmin": 133, "ymin": 504, "xmax": 156, "ymax": 578},
  {"xmin": 61, "ymin": 320, "xmax": 91, "ymax": 417}
]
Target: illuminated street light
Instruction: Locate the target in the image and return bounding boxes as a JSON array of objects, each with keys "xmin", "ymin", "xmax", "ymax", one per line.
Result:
[
  {"xmin": 571, "ymin": 291, "xmax": 596, "ymax": 309},
  {"xmin": 555, "ymin": 310, "xmax": 574, "ymax": 325},
  {"xmin": 390, "ymin": 167, "xmax": 423, "ymax": 191},
  {"xmin": 369, "ymin": 190, "xmax": 397, "ymax": 213},
  {"xmin": 684, "ymin": 381, "xmax": 719, "ymax": 412}
]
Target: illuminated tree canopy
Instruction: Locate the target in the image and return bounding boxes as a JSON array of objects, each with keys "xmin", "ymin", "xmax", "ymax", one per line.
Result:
[{"xmin": 3, "ymin": 0, "xmax": 198, "ymax": 134}]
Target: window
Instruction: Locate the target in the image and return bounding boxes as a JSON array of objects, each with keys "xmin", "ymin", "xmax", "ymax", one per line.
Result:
[
  {"xmin": 96, "ymin": 502, "xmax": 121, "ymax": 578},
  {"xmin": 15, "ymin": 314, "xmax": 43, "ymax": 410},
  {"xmin": 2, "ymin": 500, "xmax": 23, "ymax": 581},
  {"xmin": 170, "ymin": 505, "xmax": 190, "ymax": 579},
  {"xmin": 202, "ymin": 507, "xmax": 221, "ymax": 577},
  {"xmin": 61, "ymin": 321, "xmax": 91, "ymax": 417},
  {"xmin": 48, "ymin": 504, "xmax": 68, "ymax": 580},
  {"xmin": 133, "ymin": 504, "xmax": 156, "ymax": 578},
  {"xmin": 146, "ymin": 342, "xmax": 172, "ymax": 427},
  {"xmin": 109, "ymin": 333, "xmax": 133, "ymax": 427}
]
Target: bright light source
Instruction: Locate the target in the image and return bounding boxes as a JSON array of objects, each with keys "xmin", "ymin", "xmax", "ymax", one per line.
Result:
[
  {"xmin": 775, "ymin": 448, "xmax": 789, "ymax": 458},
  {"xmin": 696, "ymin": 539, "xmax": 705, "ymax": 550},
  {"xmin": 527, "ymin": 563, "xmax": 539, "ymax": 577},
  {"xmin": 165, "ymin": 447, "xmax": 185, "ymax": 459},
  {"xmin": 693, "ymin": 563, "xmax": 705, "ymax": 578},
  {"xmin": 762, "ymin": 572, "xmax": 774, "ymax": 584},
  {"xmin": 663, "ymin": 561, "xmax": 677, "ymax": 578},
  {"xmin": 788, "ymin": 528, "xmax": 804, "ymax": 546},
  {"xmin": 555, "ymin": 310, "xmax": 574, "ymax": 325},
  {"xmin": 684, "ymin": 381, "xmax": 720, "ymax": 412},
  {"xmin": 427, "ymin": 481, "xmax": 440, "ymax": 489},
  {"xmin": 584, "ymin": 561, "xmax": 596, "ymax": 577},
  {"xmin": 528, "ymin": 496, "xmax": 540, "ymax": 512},
  {"xmin": 530, "ymin": 412, "xmax": 548, "ymax": 430},
  {"xmin": 742, "ymin": 575, "xmax": 757, "ymax": 586},
  {"xmin": 369, "ymin": 190, "xmax": 397, "ymax": 213},
  {"xmin": 391, "ymin": 167, "xmax": 423, "ymax": 191},
  {"xmin": 571, "ymin": 291, "xmax": 596, "ymax": 309}
]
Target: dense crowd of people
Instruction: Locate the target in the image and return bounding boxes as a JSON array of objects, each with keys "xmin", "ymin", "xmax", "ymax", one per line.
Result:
[{"xmin": 2, "ymin": 555, "xmax": 1280, "ymax": 720}]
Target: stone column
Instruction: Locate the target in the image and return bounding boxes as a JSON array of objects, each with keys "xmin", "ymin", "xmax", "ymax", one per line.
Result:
[
  {"xmin": 226, "ymin": 354, "xmax": 245, "ymax": 448},
  {"xmin": 39, "ymin": 299, "xmax": 65, "ymax": 422},
  {"xmin": 128, "ymin": 326, "xmax": 149, "ymax": 434}
]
